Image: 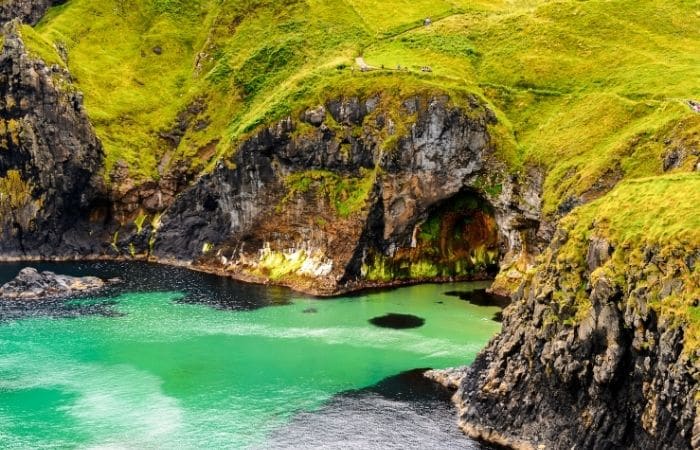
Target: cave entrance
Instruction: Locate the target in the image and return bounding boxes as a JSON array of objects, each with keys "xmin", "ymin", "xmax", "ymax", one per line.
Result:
[{"xmin": 394, "ymin": 189, "xmax": 501, "ymax": 279}]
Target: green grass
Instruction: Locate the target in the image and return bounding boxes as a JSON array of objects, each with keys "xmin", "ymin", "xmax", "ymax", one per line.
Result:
[
  {"xmin": 22, "ymin": 0, "xmax": 698, "ymax": 205},
  {"xmin": 562, "ymin": 173, "xmax": 700, "ymax": 249},
  {"xmin": 344, "ymin": 0, "xmax": 453, "ymax": 33},
  {"xmin": 17, "ymin": 24, "xmax": 65, "ymax": 68},
  {"xmin": 12, "ymin": 0, "xmax": 696, "ymax": 232},
  {"xmin": 548, "ymin": 172, "xmax": 700, "ymax": 353},
  {"xmin": 19, "ymin": 0, "xmax": 700, "ymax": 236},
  {"xmin": 280, "ymin": 168, "xmax": 376, "ymax": 219}
]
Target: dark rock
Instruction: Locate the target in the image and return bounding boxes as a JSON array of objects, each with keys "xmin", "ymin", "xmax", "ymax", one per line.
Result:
[
  {"xmin": 301, "ymin": 105, "xmax": 326, "ymax": 126},
  {"xmin": 0, "ymin": 23, "xmax": 109, "ymax": 258},
  {"xmin": 0, "ymin": 0, "xmax": 62, "ymax": 26},
  {"xmin": 663, "ymin": 147, "xmax": 685, "ymax": 171},
  {"xmin": 557, "ymin": 195, "xmax": 582, "ymax": 215},
  {"xmin": 424, "ymin": 366, "xmax": 469, "ymax": 390},
  {"xmin": 586, "ymin": 237, "xmax": 613, "ymax": 271},
  {"xmin": 0, "ymin": 267, "xmax": 105, "ymax": 300},
  {"xmin": 154, "ymin": 95, "xmax": 543, "ymax": 294},
  {"xmin": 444, "ymin": 289, "xmax": 511, "ymax": 308},
  {"xmin": 458, "ymin": 234, "xmax": 700, "ymax": 449}
]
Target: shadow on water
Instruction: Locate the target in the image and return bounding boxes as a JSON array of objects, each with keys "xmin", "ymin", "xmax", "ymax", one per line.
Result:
[
  {"xmin": 0, "ymin": 261, "xmax": 293, "ymax": 321},
  {"xmin": 444, "ymin": 288, "xmax": 510, "ymax": 322},
  {"xmin": 369, "ymin": 313, "xmax": 426, "ymax": 329},
  {"xmin": 261, "ymin": 368, "xmax": 493, "ymax": 450}
]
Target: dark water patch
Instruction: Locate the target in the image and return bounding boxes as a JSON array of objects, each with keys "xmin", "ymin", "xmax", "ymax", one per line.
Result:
[
  {"xmin": 0, "ymin": 261, "xmax": 293, "ymax": 321},
  {"xmin": 444, "ymin": 289, "xmax": 510, "ymax": 308},
  {"xmin": 363, "ymin": 368, "xmax": 452, "ymax": 402},
  {"xmin": 261, "ymin": 369, "xmax": 490, "ymax": 450},
  {"xmin": 302, "ymin": 307, "xmax": 318, "ymax": 314},
  {"xmin": 0, "ymin": 296, "xmax": 124, "ymax": 322},
  {"xmin": 444, "ymin": 289, "xmax": 509, "ymax": 322},
  {"xmin": 369, "ymin": 313, "xmax": 425, "ymax": 329}
]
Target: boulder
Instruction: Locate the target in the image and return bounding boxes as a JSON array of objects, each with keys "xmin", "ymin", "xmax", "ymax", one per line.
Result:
[{"xmin": 0, "ymin": 267, "xmax": 107, "ymax": 300}]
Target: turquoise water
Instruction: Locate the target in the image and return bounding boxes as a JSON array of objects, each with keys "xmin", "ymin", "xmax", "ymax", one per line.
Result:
[{"xmin": 0, "ymin": 263, "xmax": 499, "ymax": 449}]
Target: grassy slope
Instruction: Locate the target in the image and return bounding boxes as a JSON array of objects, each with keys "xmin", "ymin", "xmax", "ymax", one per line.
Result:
[
  {"xmin": 20, "ymin": 0, "xmax": 700, "ymax": 338},
  {"xmin": 27, "ymin": 0, "xmax": 698, "ymax": 186}
]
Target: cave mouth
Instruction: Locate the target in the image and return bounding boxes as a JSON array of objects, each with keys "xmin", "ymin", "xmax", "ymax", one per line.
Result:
[
  {"xmin": 415, "ymin": 189, "xmax": 500, "ymax": 268},
  {"xmin": 364, "ymin": 189, "xmax": 502, "ymax": 282}
]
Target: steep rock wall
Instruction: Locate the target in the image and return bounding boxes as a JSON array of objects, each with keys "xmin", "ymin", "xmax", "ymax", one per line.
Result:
[
  {"xmin": 458, "ymin": 227, "xmax": 700, "ymax": 449},
  {"xmin": 0, "ymin": 0, "xmax": 61, "ymax": 26},
  {"xmin": 154, "ymin": 96, "xmax": 542, "ymax": 294},
  {"xmin": 0, "ymin": 22, "xmax": 108, "ymax": 257},
  {"xmin": 0, "ymin": 28, "xmax": 543, "ymax": 292}
]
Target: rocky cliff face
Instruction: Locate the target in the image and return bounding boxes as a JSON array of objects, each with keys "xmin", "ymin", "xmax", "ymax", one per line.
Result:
[
  {"xmin": 0, "ymin": 22, "xmax": 108, "ymax": 258},
  {"xmin": 0, "ymin": 22, "xmax": 543, "ymax": 293},
  {"xmin": 0, "ymin": 1, "xmax": 545, "ymax": 292},
  {"xmin": 154, "ymin": 95, "xmax": 542, "ymax": 294},
  {"xmin": 457, "ymin": 226, "xmax": 700, "ymax": 449},
  {"xmin": 0, "ymin": 0, "xmax": 60, "ymax": 26}
]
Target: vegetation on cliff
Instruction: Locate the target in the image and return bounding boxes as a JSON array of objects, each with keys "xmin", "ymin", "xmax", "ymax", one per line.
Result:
[
  {"xmin": 3, "ymin": 2, "xmax": 700, "ymax": 445},
  {"xmin": 546, "ymin": 172, "xmax": 700, "ymax": 352},
  {"xmin": 12, "ymin": 1, "xmax": 700, "ymax": 327},
  {"xmin": 24, "ymin": 1, "xmax": 696, "ymax": 191}
]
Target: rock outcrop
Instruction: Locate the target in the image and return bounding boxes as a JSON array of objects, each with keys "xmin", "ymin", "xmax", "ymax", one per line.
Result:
[
  {"xmin": 424, "ymin": 366, "xmax": 469, "ymax": 390},
  {"xmin": 0, "ymin": 26, "xmax": 544, "ymax": 295},
  {"xmin": 0, "ymin": 0, "xmax": 61, "ymax": 26},
  {"xmin": 457, "ymin": 227, "xmax": 700, "ymax": 449},
  {"xmin": 154, "ymin": 95, "xmax": 542, "ymax": 294},
  {"xmin": 0, "ymin": 22, "xmax": 108, "ymax": 258},
  {"xmin": 0, "ymin": 267, "xmax": 106, "ymax": 299}
]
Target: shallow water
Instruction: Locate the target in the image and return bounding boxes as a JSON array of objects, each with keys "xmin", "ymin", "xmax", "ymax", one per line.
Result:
[{"xmin": 0, "ymin": 262, "xmax": 499, "ymax": 449}]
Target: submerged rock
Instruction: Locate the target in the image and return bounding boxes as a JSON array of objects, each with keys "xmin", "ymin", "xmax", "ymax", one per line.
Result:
[
  {"xmin": 369, "ymin": 313, "xmax": 425, "ymax": 329},
  {"xmin": 0, "ymin": 267, "xmax": 106, "ymax": 300}
]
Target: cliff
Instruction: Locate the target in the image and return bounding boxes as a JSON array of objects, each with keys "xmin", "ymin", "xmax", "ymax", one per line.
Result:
[
  {"xmin": 0, "ymin": 0, "xmax": 59, "ymax": 26},
  {"xmin": 154, "ymin": 95, "xmax": 542, "ymax": 294},
  {"xmin": 1, "ymin": 1, "xmax": 700, "ymax": 448},
  {"xmin": 0, "ymin": 21, "xmax": 107, "ymax": 258},
  {"xmin": 457, "ymin": 175, "xmax": 700, "ymax": 449},
  {"xmin": 0, "ymin": 17, "xmax": 544, "ymax": 294}
]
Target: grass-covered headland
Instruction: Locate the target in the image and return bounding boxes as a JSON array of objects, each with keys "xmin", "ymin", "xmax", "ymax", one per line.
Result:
[{"xmin": 18, "ymin": 1, "xmax": 700, "ymax": 345}]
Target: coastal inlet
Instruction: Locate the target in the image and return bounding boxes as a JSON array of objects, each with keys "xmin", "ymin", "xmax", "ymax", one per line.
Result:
[{"xmin": 0, "ymin": 261, "xmax": 501, "ymax": 449}]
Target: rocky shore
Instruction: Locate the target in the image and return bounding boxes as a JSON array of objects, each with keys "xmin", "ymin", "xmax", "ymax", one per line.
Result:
[
  {"xmin": 424, "ymin": 367, "xmax": 469, "ymax": 391},
  {"xmin": 1, "ymin": 2, "xmax": 699, "ymax": 449},
  {"xmin": 0, "ymin": 267, "xmax": 110, "ymax": 300},
  {"xmin": 456, "ymin": 231, "xmax": 700, "ymax": 449}
]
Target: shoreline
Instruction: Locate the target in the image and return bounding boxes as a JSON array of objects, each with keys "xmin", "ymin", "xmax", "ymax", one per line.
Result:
[
  {"xmin": 0, "ymin": 255, "xmax": 509, "ymax": 448},
  {"xmin": 0, "ymin": 254, "xmax": 499, "ymax": 299}
]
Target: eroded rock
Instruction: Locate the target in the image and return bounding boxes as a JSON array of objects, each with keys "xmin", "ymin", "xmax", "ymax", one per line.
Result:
[
  {"xmin": 0, "ymin": 267, "xmax": 106, "ymax": 300},
  {"xmin": 0, "ymin": 0, "xmax": 60, "ymax": 26},
  {"xmin": 424, "ymin": 366, "xmax": 469, "ymax": 390},
  {"xmin": 0, "ymin": 22, "xmax": 108, "ymax": 258},
  {"xmin": 154, "ymin": 95, "xmax": 544, "ymax": 295},
  {"xmin": 458, "ymin": 234, "xmax": 700, "ymax": 449}
]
